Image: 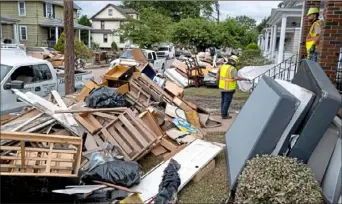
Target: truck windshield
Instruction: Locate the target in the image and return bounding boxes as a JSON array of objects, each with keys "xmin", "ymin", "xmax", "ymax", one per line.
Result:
[
  {"xmin": 158, "ymin": 47, "xmax": 169, "ymax": 51},
  {"xmin": 0, "ymin": 64, "xmax": 13, "ymax": 82}
]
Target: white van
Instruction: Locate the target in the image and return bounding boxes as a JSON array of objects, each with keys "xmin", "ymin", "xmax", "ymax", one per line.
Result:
[{"xmin": 156, "ymin": 44, "xmax": 175, "ymax": 59}]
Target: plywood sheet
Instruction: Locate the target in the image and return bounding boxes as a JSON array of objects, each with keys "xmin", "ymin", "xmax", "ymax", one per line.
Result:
[
  {"xmin": 225, "ymin": 76, "xmax": 298, "ymax": 191},
  {"xmin": 130, "ymin": 139, "xmax": 224, "ymax": 202}
]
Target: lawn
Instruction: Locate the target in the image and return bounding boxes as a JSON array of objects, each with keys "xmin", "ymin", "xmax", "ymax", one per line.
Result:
[
  {"xmin": 184, "ymin": 87, "xmax": 250, "ymax": 100},
  {"xmin": 138, "ymin": 133, "xmax": 230, "ymax": 204}
]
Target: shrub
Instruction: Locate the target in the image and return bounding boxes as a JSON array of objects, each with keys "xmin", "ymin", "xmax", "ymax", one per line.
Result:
[
  {"xmin": 111, "ymin": 41, "xmax": 118, "ymax": 52},
  {"xmin": 235, "ymin": 155, "xmax": 322, "ymax": 204},
  {"xmin": 54, "ymin": 32, "xmax": 92, "ymax": 60},
  {"xmin": 245, "ymin": 43, "xmax": 259, "ymax": 50}
]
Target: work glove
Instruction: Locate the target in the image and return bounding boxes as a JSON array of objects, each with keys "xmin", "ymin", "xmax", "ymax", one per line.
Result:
[{"xmin": 310, "ymin": 45, "xmax": 316, "ymax": 53}]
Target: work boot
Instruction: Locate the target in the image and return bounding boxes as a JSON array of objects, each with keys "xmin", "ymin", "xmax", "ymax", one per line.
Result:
[{"xmin": 221, "ymin": 116, "xmax": 232, "ymax": 119}]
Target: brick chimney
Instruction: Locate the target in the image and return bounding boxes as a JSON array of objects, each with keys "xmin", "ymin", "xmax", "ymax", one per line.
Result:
[
  {"xmin": 318, "ymin": 0, "xmax": 342, "ymax": 81},
  {"xmin": 299, "ymin": 0, "xmax": 321, "ymax": 59}
]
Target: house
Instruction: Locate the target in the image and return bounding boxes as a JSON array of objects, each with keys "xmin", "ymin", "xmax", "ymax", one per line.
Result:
[
  {"xmin": 258, "ymin": 0, "xmax": 324, "ymax": 63},
  {"xmin": 90, "ymin": 4, "xmax": 139, "ymax": 50},
  {"xmin": 0, "ymin": 0, "xmax": 92, "ymax": 48}
]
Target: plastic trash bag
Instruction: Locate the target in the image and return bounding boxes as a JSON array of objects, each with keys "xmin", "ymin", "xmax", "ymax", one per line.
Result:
[
  {"xmin": 81, "ymin": 159, "xmax": 142, "ymax": 188},
  {"xmin": 85, "ymin": 86, "xmax": 126, "ymax": 108}
]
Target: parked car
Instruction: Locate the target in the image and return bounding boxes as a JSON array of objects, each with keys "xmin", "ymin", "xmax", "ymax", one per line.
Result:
[
  {"xmin": 1, "ymin": 54, "xmax": 94, "ymax": 116},
  {"xmin": 26, "ymin": 47, "xmax": 57, "ymax": 59},
  {"xmin": 109, "ymin": 49, "xmax": 166, "ymax": 73},
  {"xmin": 156, "ymin": 44, "xmax": 175, "ymax": 59}
]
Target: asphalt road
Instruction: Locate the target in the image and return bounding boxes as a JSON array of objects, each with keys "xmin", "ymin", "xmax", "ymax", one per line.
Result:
[{"xmin": 87, "ymin": 59, "xmax": 174, "ymax": 83}]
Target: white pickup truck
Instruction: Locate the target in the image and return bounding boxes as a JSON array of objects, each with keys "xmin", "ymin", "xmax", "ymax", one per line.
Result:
[
  {"xmin": 0, "ymin": 55, "xmax": 94, "ymax": 116},
  {"xmin": 109, "ymin": 49, "xmax": 166, "ymax": 73}
]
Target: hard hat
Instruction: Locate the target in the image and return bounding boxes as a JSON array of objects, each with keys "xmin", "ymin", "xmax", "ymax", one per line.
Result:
[
  {"xmin": 229, "ymin": 55, "xmax": 239, "ymax": 64},
  {"xmin": 306, "ymin": 8, "xmax": 319, "ymax": 16}
]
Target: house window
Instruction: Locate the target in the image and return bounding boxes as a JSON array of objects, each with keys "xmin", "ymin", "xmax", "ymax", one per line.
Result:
[
  {"xmin": 108, "ymin": 9, "xmax": 113, "ymax": 16},
  {"xmin": 19, "ymin": 25, "xmax": 28, "ymax": 41},
  {"xmin": 18, "ymin": 1, "xmax": 26, "ymax": 16},
  {"xmin": 103, "ymin": 34, "xmax": 108, "ymax": 43},
  {"xmin": 45, "ymin": 3, "xmax": 53, "ymax": 18},
  {"xmin": 101, "ymin": 21, "xmax": 105, "ymax": 29}
]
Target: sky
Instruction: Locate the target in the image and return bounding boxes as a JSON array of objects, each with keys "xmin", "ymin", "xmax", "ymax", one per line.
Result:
[{"xmin": 76, "ymin": 1, "xmax": 282, "ymax": 24}]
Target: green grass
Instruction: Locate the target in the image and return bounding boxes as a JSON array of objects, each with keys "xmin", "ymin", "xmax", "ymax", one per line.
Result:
[
  {"xmin": 138, "ymin": 133, "xmax": 230, "ymax": 203},
  {"xmin": 185, "ymin": 87, "xmax": 250, "ymax": 100}
]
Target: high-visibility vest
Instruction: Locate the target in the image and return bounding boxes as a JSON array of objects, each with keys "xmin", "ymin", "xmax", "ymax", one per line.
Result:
[
  {"xmin": 306, "ymin": 20, "xmax": 321, "ymax": 56},
  {"xmin": 219, "ymin": 64, "xmax": 237, "ymax": 91}
]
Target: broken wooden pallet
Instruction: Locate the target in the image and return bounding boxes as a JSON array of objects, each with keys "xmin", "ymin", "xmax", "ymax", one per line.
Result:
[
  {"xmin": 94, "ymin": 109, "xmax": 158, "ymax": 161},
  {"xmin": 0, "ymin": 132, "xmax": 82, "ymax": 177}
]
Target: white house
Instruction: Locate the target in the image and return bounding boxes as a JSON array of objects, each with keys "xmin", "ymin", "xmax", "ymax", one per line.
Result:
[
  {"xmin": 258, "ymin": 0, "xmax": 324, "ymax": 64},
  {"xmin": 90, "ymin": 4, "xmax": 138, "ymax": 50}
]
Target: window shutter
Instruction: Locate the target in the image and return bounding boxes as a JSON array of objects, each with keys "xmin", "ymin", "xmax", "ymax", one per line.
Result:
[
  {"xmin": 43, "ymin": 3, "xmax": 46, "ymax": 17},
  {"xmin": 52, "ymin": 5, "xmax": 55, "ymax": 18}
]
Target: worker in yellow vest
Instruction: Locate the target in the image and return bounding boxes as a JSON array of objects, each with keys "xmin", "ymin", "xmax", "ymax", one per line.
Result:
[
  {"xmin": 216, "ymin": 55, "xmax": 248, "ymax": 119},
  {"xmin": 306, "ymin": 8, "xmax": 321, "ymax": 62}
]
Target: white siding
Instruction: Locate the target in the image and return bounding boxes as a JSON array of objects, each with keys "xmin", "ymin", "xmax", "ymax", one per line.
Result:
[
  {"xmin": 92, "ymin": 21, "xmax": 101, "ymax": 30},
  {"xmin": 105, "ymin": 21, "xmax": 120, "ymax": 30},
  {"xmin": 95, "ymin": 6, "xmax": 126, "ymax": 19},
  {"xmin": 92, "ymin": 33, "xmax": 130, "ymax": 49},
  {"xmin": 292, "ymin": 28, "xmax": 301, "ymax": 55}
]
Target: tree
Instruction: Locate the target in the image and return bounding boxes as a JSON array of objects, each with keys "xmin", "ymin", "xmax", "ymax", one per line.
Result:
[
  {"xmin": 111, "ymin": 41, "xmax": 118, "ymax": 52},
  {"xmin": 54, "ymin": 32, "xmax": 92, "ymax": 59},
  {"xmin": 120, "ymin": 8, "xmax": 173, "ymax": 48},
  {"xmin": 235, "ymin": 15, "xmax": 257, "ymax": 30},
  {"xmin": 78, "ymin": 15, "xmax": 92, "ymax": 46},
  {"xmin": 122, "ymin": 1, "xmax": 215, "ymax": 22},
  {"xmin": 256, "ymin": 16, "xmax": 270, "ymax": 33}
]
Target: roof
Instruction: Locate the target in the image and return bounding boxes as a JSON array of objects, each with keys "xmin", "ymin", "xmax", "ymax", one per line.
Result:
[
  {"xmin": 90, "ymin": 4, "xmax": 138, "ymax": 19},
  {"xmin": 1, "ymin": 55, "xmax": 47, "ymax": 67},
  {"xmin": 267, "ymin": 7, "xmax": 302, "ymax": 25},
  {"xmin": 39, "ymin": 19, "xmax": 92, "ymax": 30},
  {"xmin": 1, "ymin": 15, "xmax": 20, "ymax": 23}
]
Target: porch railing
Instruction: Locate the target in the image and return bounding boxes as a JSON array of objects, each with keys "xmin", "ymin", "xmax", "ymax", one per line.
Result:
[
  {"xmin": 251, "ymin": 54, "xmax": 299, "ymax": 91},
  {"xmin": 335, "ymin": 48, "xmax": 342, "ymax": 94}
]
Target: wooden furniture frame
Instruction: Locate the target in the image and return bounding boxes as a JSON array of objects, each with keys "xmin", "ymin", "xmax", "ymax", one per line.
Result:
[{"xmin": 0, "ymin": 132, "xmax": 82, "ymax": 177}]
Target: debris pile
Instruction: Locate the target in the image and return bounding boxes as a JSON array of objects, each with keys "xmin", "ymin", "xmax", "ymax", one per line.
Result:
[{"xmin": 0, "ymin": 49, "xmax": 224, "ymax": 203}]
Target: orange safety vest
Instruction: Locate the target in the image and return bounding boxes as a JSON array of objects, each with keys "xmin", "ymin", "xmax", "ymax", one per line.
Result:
[
  {"xmin": 219, "ymin": 64, "xmax": 237, "ymax": 91},
  {"xmin": 306, "ymin": 20, "xmax": 321, "ymax": 57}
]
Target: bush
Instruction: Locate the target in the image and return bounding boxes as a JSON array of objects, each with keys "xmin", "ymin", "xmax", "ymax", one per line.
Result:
[
  {"xmin": 243, "ymin": 49, "xmax": 261, "ymax": 57},
  {"xmin": 245, "ymin": 43, "xmax": 259, "ymax": 50},
  {"xmin": 235, "ymin": 155, "xmax": 322, "ymax": 204},
  {"xmin": 111, "ymin": 41, "xmax": 118, "ymax": 52},
  {"xmin": 54, "ymin": 32, "xmax": 92, "ymax": 60}
]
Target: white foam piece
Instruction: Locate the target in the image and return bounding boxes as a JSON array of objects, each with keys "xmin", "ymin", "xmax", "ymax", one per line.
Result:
[{"xmin": 271, "ymin": 79, "xmax": 315, "ymax": 155}]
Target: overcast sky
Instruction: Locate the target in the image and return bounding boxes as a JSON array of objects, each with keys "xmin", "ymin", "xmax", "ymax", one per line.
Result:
[{"xmin": 76, "ymin": 1, "xmax": 281, "ymax": 23}]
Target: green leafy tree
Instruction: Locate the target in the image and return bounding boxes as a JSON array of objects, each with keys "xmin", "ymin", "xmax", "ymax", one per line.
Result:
[
  {"xmin": 111, "ymin": 41, "xmax": 118, "ymax": 52},
  {"xmin": 235, "ymin": 15, "xmax": 257, "ymax": 30},
  {"xmin": 78, "ymin": 15, "xmax": 92, "ymax": 46},
  {"xmin": 122, "ymin": 1, "xmax": 215, "ymax": 22},
  {"xmin": 54, "ymin": 32, "xmax": 92, "ymax": 59},
  {"xmin": 256, "ymin": 16, "xmax": 270, "ymax": 33},
  {"xmin": 120, "ymin": 8, "xmax": 173, "ymax": 48}
]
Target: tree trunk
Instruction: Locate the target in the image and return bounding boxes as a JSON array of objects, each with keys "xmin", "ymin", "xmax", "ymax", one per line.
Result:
[{"xmin": 64, "ymin": 0, "xmax": 75, "ymax": 95}]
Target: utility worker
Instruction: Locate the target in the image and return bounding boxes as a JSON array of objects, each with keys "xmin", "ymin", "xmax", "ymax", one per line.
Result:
[
  {"xmin": 216, "ymin": 55, "xmax": 248, "ymax": 119},
  {"xmin": 306, "ymin": 7, "xmax": 321, "ymax": 62}
]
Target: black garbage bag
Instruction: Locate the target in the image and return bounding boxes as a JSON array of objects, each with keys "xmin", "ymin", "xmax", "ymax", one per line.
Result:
[
  {"xmin": 85, "ymin": 86, "xmax": 126, "ymax": 108},
  {"xmin": 81, "ymin": 160, "xmax": 142, "ymax": 188},
  {"xmin": 154, "ymin": 159, "xmax": 181, "ymax": 204}
]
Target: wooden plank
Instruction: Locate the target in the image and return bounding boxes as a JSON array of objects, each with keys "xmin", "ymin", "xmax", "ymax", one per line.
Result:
[
  {"xmin": 45, "ymin": 143, "xmax": 54, "ymax": 173},
  {"xmin": 163, "ymin": 144, "xmax": 187, "ymax": 161},
  {"xmin": 160, "ymin": 138, "xmax": 177, "ymax": 152},
  {"xmin": 93, "ymin": 134, "xmax": 104, "ymax": 146},
  {"xmin": 87, "ymin": 114, "xmax": 103, "ymax": 130},
  {"xmin": 74, "ymin": 114, "xmax": 99, "ymax": 134},
  {"xmin": 193, "ymin": 159, "xmax": 216, "ymax": 182},
  {"xmin": 151, "ymin": 145, "xmax": 168, "ymax": 156},
  {"xmin": 124, "ymin": 111, "xmax": 157, "ymax": 142},
  {"xmin": 139, "ymin": 111, "xmax": 163, "ymax": 138},
  {"xmin": 55, "ymin": 108, "xmax": 127, "ymax": 114},
  {"xmin": 51, "ymin": 90, "xmax": 78, "ymax": 127},
  {"xmin": 114, "ymin": 121, "xmax": 142, "ymax": 150},
  {"xmin": 20, "ymin": 141, "xmax": 25, "ymax": 168},
  {"xmin": 101, "ymin": 128, "xmax": 133, "ymax": 155},
  {"xmin": 118, "ymin": 115, "xmax": 149, "ymax": 147},
  {"xmin": 92, "ymin": 112, "xmax": 118, "ymax": 120},
  {"xmin": 0, "ymin": 172, "xmax": 78, "ymax": 177},
  {"xmin": 0, "ymin": 132, "xmax": 82, "ymax": 145},
  {"xmin": 100, "ymin": 129, "xmax": 131, "ymax": 160},
  {"xmin": 76, "ymin": 80, "xmax": 99, "ymax": 102},
  {"xmin": 0, "ymin": 164, "xmax": 73, "ymax": 170},
  {"xmin": 0, "ymin": 156, "xmax": 74, "ymax": 162},
  {"xmin": 11, "ymin": 113, "xmax": 44, "ymax": 132},
  {"xmin": 0, "ymin": 146, "xmax": 77, "ymax": 154}
]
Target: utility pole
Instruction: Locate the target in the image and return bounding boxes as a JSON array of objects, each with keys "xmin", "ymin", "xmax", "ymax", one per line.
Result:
[
  {"xmin": 215, "ymin": 1, "xmax": 220, "ymax": 23},
  {"xmin": 64, "ymin": 0, "xmax": 75, "ymax": 95}
]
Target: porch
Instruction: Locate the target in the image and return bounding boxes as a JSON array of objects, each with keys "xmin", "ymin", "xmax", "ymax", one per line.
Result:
[
  {"xmin": 39, "ymin": 18, "xmax": 92, "ymax": 48},
  {"xmin": 0, "ymin": 15, "xmax": 20, "ymax": 44}
]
